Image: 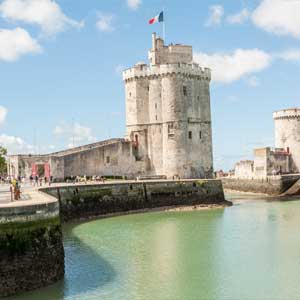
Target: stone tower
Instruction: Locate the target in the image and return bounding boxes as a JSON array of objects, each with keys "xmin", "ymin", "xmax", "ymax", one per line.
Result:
[
  {"xmin": 123, "ymin": 33, "xmax": 213, "ymax": 179},
  {"xmin": 273, "ymin": 108, "xmax": 300, "ymax": 173}
]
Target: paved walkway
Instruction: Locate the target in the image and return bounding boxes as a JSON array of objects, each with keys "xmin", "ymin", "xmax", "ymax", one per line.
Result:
[
  {"xmin": 0, "ymin": 185, "xmax": 12, "ymax": 204},
  {"xmin": 0, "ymin": 178, "xmax": 214, "ymax": 208}
]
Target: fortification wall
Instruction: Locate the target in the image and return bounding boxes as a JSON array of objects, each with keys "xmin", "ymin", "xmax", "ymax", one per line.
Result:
[
  {"xmin": 222, "ymin": 175, "xmax": 300, "ymax": 195},
  {"xmin": 0, "ymin": 196, "xmax": 64, "ymax": 297},
  {"xmin": 42, "ymin": 179, "xmax": 227, "ymax": 222},
  {"xmin": 123, "ymin": 63, "xmax": 211, "ymax": 81},
  {"xmin": 63, "ymin": 140, "xmax": 146, "ymax": 179},
  {"xmin": 274, "ymin": 108, "xmax": 300, "ymax": 173}
]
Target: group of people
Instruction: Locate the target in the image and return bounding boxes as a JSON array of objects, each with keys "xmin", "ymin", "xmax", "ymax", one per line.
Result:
[
  {"xmin": 66, "ymin": 175, "xmax": 106, "ymax": 184},
  {"xmin": 29, "ymin": 175, "xmax": 53, "ymax": 187},
  {"xmin": 7, "ymin": 175, "xmax": 54, "ymax": 202}
]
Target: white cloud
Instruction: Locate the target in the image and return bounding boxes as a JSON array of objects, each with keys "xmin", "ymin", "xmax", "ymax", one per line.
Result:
[
  {"xmin": 227, "ymin": 8, "xmax": 249, "ymax": 24},
  {"xmin": 127, "ymin": 0, "xmax": 141, "ymax": 10},
  {"xmin": 0, "ymin": 134, "xmax": 33, "ymax": 154},
  {"xmin": 205, "ymin": 5, "xmax": 224, "ymax": 27},
  {"xmin": 0, "ymin": 106, "xmax": 7, "ymax": 124},
  {"xmin": 246, "ymin": 76, "xmax": 259, "ymax": 87},
  {"xmin": 194, "ymin": 49, "xmax": 272, "ymax": 83},
  {"xmin": 54, "ymin": 122, "xmax": 97, "ymax": 147},
  {"xmin": 96, "ymin": 13, "xmax": 114, "ymax": 32},
  {"xmin": 278, "ymin": 49, "xmax": 300, "ymax": 62},
  {"xmin": 0, "ymin": 27, "xmax": 41, "ymax": 62},
  {"xmin": 0, "ymin": 0, "xmax": 84, "ymax": 36},
  {"xmin": 252, "ymin": 0, "xmax": 300, "ymax": 38}
]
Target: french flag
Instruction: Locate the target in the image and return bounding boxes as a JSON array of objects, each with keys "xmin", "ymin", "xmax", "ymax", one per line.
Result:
[{"xmin": 149, "ymin": 11, "xmax": 164, "ymax": 25}]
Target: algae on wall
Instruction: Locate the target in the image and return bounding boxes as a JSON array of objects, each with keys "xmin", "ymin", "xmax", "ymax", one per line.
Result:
[
  {"xmin": 0, "ymin": 217, "xmax": 61, "ymax": 255},
  {"xmin": 0, "ymin": 215, "xmax": 65, "ymax": 297}
]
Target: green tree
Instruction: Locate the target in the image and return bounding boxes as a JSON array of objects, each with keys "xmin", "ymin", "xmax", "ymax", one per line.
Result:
[{"xmin": 0, "ymin": 147, "xmax": 7, "ymax": 175}]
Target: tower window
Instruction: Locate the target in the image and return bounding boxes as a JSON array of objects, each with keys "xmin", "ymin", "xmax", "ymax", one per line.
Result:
[
  {"xmin": 155, "ymin": 103, "xmax": 157, "ymax": 109},
  {"xmin": 155, "ymin": 115, "xmax": 157, "ymax": 120},
  {"xmin": 129, "ymin": 92, "xmax": 131, "ymax": 97},
  {"xmin": 189, "ymin": 131, "xmax": 192, "ymax": 139},
  {"xmin": 168, "ymin": 123, "xmax": 175, "ymax": 137},
  {"xmin": 197, "ymin": 96, "xmax": 200, "ymax": 101},
  {"xmin": 199, "ymin": 131, "xmax": 202, "ymax": 139},
  {"xmin": 147, "ymin": 86, "xmax": 149, "ymax": 91},
  {"xmin": 183, "ymin": 86, "xmax": 187, "ymax": 96},
  {"xmin": 106, "ymin": 156, "xmax": 110, "ymax": 164}
]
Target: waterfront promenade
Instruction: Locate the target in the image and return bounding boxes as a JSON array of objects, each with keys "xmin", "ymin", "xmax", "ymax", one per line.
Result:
[
  {"xmin": 0, "ymin": 184, "xmax": 54, "ymax": 208},
  {"xmin": 0, "ymin": 185, "xmax": 11, "ymax": 204}
]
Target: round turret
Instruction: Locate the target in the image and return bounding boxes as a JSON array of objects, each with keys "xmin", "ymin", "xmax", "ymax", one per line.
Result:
[{"xmin": 273, "ymin": 108, "xmax": 300, "ymax": 173}]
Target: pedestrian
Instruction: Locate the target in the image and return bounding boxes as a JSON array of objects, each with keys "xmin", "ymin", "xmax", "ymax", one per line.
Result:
[{"xmin": 14, "ymin": 181, "xmax": 21, "ymax": 200}]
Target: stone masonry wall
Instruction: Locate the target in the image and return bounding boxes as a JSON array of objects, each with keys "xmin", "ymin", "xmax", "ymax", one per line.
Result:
[
  {"xmin": 0, "ymin": 201, "xmax": 64, "ymax": 297},
  {"xmin": 222, "ymin": 175, "xmax": 300, "ymax": 195},
  {"xmin": 42, "ymin": 180, "xmax": 227, "ymax": 222}
]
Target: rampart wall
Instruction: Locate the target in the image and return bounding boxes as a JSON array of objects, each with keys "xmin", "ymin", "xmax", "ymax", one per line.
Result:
[
  {"xmin": 43, "ymin": 180, "xmax": 227, "ymax": 222},
  {"xmin": 222, "ymin": 175, "xmax": 300, "ymax": 195}
]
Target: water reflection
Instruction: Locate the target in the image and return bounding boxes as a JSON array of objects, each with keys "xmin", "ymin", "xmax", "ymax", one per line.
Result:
[
  {"xmin": 7, "ymin": 196, "xmax": 300, "ymax": 300},
  {"xmin": 9, "ymin": 223, "xmax": 116, "ymax": 300}
]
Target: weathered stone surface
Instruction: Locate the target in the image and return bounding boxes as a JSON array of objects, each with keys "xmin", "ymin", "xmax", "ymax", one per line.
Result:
[
  {"xmin": 222, "ymin": 175, "xmax": 300, "ymax": 195},
  {"xmin": 124, "ymin": 34, "xmax": 213, "ymax": 179},
  {"xmin": 234, "ymin": 108, "xmax": 300, "ymax": 180},
  {"xmin": 42, "ymin": 180, "xmax": 227, "ymax": 222},
  {"xmin": 0, "ymin": 200, "xmax": 64, "ymax": 298},
  {"xmin": 274, "ymin": 108, "xmax": 300, "ymax": 173},
  {"xmin": 0, "ymin": 217, "xmax": 64, "ymax": 297}
]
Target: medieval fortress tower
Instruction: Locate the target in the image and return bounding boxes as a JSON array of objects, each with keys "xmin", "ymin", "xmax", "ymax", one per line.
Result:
[
  {"xmin": 234, "ymin": 108, "xmax": 300, "ymax": 179},
  {"xmin": 274, "ymin": 108, "xmax": 300, "ymax": 172},
  {"xmin": 123, "ymin": 33, "xmax": 213, "ymax": 178},
  {"xmin": 7, "ymin": 33, "xmax": 214, "ymax": 180}
]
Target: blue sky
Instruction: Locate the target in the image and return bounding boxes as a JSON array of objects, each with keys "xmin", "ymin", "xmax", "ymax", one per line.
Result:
[{"xmin": 0, "ymin": 0, "xmax": 299, "ymax": 171}]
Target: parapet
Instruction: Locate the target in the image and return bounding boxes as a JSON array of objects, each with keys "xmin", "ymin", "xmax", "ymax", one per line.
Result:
[
  {"xmin": 123, "ymin": 63, "xmax": 211, "ymax": 82},
  {"xmin": 273, "ymin": 108, "xmax": 300, "ymax": 120},
  {"xmin": 149, "ymin": 33, "xmax": 193, "ymax": 65}
]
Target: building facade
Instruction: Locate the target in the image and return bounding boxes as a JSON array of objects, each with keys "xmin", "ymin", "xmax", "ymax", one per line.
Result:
[{"xmin": 7, "ymin": 33, "xmax": 214, "ymax": 180}]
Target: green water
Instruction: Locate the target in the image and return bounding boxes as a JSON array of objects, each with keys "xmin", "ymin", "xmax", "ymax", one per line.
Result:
[{"xmin": 10, "ymin": 195, "xmax": 300, "ymax": 300}]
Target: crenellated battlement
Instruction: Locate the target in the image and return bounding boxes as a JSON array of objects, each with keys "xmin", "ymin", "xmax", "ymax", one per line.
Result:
[
  {"xmin": 273, "ymin": 108, "xmax": 300, "ymax": 120},
  {"xmin": 123, "ymin": 63, "xmax": 211, "ymax": 82},
  {"xmin": 124, "ymin": 33, "xmax": 214, "ymax": 179}
]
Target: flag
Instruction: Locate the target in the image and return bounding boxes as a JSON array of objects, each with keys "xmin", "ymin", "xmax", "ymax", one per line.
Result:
[{"xmin": 149, "ymin": 11, "xmax": 164, "ymax": 25}]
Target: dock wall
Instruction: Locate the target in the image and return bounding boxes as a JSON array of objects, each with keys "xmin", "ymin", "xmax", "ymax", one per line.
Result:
[
  {"xmin": 0, "ymin": 197, "xmax": 64, "ymax": 297},
  {"xmin": 222, "ymin": 175, "xmax": 300, "ymax": 195},
  {"xmin": 42, "ymin": 179, "xmax": 227, "ymax": 222}
]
